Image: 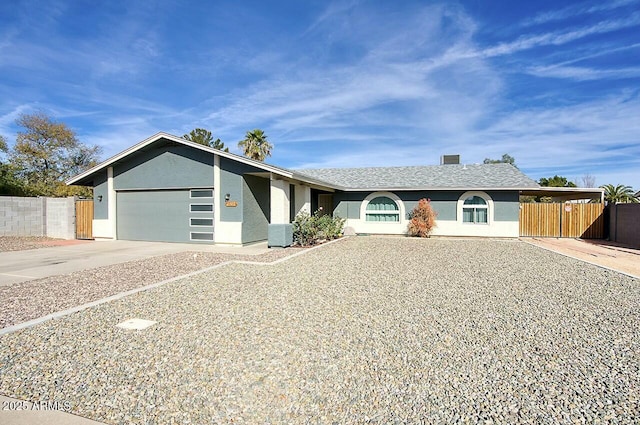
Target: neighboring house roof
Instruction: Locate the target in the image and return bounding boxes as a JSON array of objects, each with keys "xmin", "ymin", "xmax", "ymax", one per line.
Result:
[{"xmin": 295, "ymin": 163, "xmax": 541, "ymax": 191}]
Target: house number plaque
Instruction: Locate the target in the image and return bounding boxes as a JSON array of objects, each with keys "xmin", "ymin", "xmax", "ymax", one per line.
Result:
[{"xmin": 225, "ymin": 201, "xmax": 238, "ymax": 207}]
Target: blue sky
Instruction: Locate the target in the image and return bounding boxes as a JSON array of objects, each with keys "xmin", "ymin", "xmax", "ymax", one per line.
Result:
[{"xmin": 1, "ymin": 0, "xmax": 639, "ymax": 189}]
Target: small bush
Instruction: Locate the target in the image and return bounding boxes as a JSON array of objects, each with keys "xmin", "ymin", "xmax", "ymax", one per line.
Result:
[
  {"xmin": 292, "ymin": 211, "xmax": 317, "ymax": 247},
  {"xmin": 407, "ymin": 198, "xmax": 437, "ymax": 237},
  {"xmin": 317, "ymin": 212, "xmax": 346, "ymax": 240},
  {"xmin": 292, "ymin": 208, "xmax": 345, "ymax": 246}
]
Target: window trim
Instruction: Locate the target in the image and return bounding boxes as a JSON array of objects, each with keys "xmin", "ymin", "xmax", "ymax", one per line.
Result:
[
  {"xmin": 457, "ymin": 191, "xmax": 493, "ymax": 225},
  {"xmin": 360, "ymin": 192, "xmax": 405, "ymax": 223}
]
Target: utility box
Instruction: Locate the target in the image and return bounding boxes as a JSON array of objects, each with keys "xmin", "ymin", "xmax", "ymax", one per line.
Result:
[{"xmin": 268, "ymin": 223, "xmax": 293, "ymax": 248}]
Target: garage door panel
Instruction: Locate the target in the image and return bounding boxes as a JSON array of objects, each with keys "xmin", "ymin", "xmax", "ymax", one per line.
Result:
[{"xmin": 117, "ymin": 190, "xmax": 213, "ymax": 243}]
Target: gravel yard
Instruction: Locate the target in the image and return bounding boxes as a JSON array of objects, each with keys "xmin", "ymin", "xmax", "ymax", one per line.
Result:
[
  {"xmin": 0, "ymin": 248, "xmax": 294, "ymax": 329},
  {"xmin": 0, "ymin": 236, "xmax": 62, "ymax": 252},
  {"xmin": 0, "ymin": 237, "xmax": 638, "ymax": 423}
]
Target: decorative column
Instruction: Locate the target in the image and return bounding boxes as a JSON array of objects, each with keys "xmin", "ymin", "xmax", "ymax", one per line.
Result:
[{"xmin": 270, "ymin": 177, "xmax": 290, "ymax": 224}]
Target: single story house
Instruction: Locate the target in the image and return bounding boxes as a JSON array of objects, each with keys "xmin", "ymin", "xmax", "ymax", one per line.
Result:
[{"xmin": 67, "ymin": 132, "xmax": 599, "ymax": 244}]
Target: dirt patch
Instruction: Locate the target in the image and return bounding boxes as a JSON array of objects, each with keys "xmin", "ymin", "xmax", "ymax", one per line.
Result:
[{"xmin": 523, "ymin": 237, "xmax": 640, "ymax": 278}]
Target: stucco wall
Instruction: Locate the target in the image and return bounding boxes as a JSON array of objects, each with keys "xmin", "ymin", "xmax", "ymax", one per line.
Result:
[
  {"xmin": 93, "ymin": 170, "xmax": 109, "ymax": 220},
  {"xmin": 113, "ymin": 144, "xmax": 214, "ymax": 190},
  {"xmin": 334, "ymin": 190, "xmax": 519, "ymax": 222},
  {"xmin": 241, "ymin": 175, "xmax": 270, "ymax": 244},
  {"xmin": 333, "ymin": 190, "xmax": 520, "ymax": 237}
]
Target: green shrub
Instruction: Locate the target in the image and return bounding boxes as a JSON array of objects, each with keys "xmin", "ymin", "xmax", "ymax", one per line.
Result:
[
  {"xmin": 317, "ymin": 212, "xmax": 346, "ymax": 240},
  {"xmin": 292, "ymin": 211, "xmax": 317, "ymax": 246},
  {"xmin": 292, "ymin": 208, "xmax": 345, "ymax": 246},
  {"xmin": 407, "ymin": 198, "xmax": 437, "ymax": 237}
]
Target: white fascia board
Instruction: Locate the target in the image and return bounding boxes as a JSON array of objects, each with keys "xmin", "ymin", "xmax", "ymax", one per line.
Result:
[
  {"xmin": 289, "ymin": 173, "xmax": 342, "ymax": 191},
  {"xmin": 522, "ymin": 187, "xmax": 604, "ymax": 193},
  {"xmin": 339, "ymin": 186, "xmax": 541, "ymax": 192},
  {"xmin": 66, "ymin": 132, "xmax": 294, "ymax": 185}
]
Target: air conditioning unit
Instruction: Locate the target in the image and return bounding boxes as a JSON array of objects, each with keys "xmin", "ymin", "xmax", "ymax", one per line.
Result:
[{"xmin": 440, "ymin": 154, "xmax": 460, "ymax": 165}]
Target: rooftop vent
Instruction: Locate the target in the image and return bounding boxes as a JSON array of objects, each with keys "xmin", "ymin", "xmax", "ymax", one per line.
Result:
[{"xmin": 440, "ymin": 154, "xmax": 460, "ymax": 165}]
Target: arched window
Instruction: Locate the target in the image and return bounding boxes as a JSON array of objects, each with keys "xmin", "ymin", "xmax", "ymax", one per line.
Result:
[
  {"xmin": 463, "ymin": 195, "xmax": 488, "ymax": 223},
  {"xmin": 365, "ymin": 196, "xmax": 399, "ymax": 222}
]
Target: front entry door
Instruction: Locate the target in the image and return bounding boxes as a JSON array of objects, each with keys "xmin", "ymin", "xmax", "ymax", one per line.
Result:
[{"xmin": 318, "ymin": 194, "xmax": 333, "ymax": 216}]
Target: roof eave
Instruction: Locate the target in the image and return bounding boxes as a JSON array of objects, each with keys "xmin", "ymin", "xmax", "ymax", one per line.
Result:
[
  {"xmin": 340, "ymin": 186, "xmax": 541, "ymax": 192},
  {"xmin": 290, "ymin": 173, "xmax": 345, "ymax": 191}
]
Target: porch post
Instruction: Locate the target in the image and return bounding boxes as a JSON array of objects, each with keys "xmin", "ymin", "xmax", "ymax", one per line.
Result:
[
  {"xmin": 270, "ymin": 176, "xmax": 290, "ymax": 224},
  {"xmin": 294, "ymin": 184, "xmax": 311, "ymax": 216},
  {"xmin": 107, "ymin": 166, "xmax": 117, "ymax": 239}
]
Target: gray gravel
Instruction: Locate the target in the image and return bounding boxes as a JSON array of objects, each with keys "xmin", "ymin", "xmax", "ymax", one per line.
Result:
[
  {"xmin": 0, "ymin": 248, "xmax": 294, "ymax": 329},
  {"xmin": 0, "ymin": 236, "xmax": 61, "ymax": 252},
  {"xmin": 0, "ymin": 236, "xmax": 638, "ymax": 424}
]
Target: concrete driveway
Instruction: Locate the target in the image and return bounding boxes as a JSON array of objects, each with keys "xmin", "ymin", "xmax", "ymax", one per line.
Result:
[
  {"xmin": 0, "ymin": 240, "xmax": 269, "ymax": 286},
  {"xmin": 523, "ymin": 237, "xmax": 640, "ymax": 278}
]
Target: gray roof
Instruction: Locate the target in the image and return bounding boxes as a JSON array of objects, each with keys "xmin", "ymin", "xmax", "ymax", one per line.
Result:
[{"xmin": 295, "ymin": 163, "xmax": 540, "ymax": 190}]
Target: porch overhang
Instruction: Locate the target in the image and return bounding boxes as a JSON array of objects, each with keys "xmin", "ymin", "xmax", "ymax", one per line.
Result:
[{"xmin": 519, "ymin": 187, "xmax": 605, "ymax": 202}]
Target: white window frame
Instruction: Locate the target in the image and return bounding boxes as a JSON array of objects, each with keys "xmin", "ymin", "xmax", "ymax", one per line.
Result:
[
  {"xmin": 457, "ymin": 191, "xmax": 493, "ymax": 225},
  {"xmin": 190, "ymin": 189, "xmax": 214, "ymax": 199},
  {"xmin": 360, "ymin": 192, "xmax": 405, "ymax": 223}
]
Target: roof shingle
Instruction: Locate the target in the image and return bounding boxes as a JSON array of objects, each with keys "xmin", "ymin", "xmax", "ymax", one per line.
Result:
[{"xmin": 295, "ymin": 163, "xmax": 540, "ymax": 190}]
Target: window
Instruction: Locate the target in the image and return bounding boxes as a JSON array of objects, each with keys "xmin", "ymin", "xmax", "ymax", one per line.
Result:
[
  {"xmin": 190, "ymin": 189, "xmax": 213, "ymax": 198},
  {"xmin": 190, "ymin": 204, "xmax": 213, "ymax": 212},
  {"xmin": 366, "ymin": 196, "xmax": 400, "ymax": 222},
  {"xmin": 190, "ymin": 232, "xmax": 214, "ymax": 241},
  {"xmin": 190, "ymin": 218, "xmax": 213, "ymax": 226},
  {"xmin": 463, "ymin": 196, "xmax": 488, "ymax": 223}
]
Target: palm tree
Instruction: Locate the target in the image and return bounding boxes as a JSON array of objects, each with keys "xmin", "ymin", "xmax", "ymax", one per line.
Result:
[
  {"xmin": 601, "ymin": 184, "xmax": 639, "ymax": 204},
  {"xmin": 183, "ymin": 128, "xmax": 229, "ymax": 152},
  {"xmin": 238, "ymin": 129, "xmax": 273, "ymax": 161}
]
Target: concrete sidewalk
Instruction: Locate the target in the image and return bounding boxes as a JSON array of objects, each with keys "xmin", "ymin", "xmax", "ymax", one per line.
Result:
[
  {"xmin": 0, "ymin": 239, "xmax": 270, "ymax": 286},
  {"xmin": 523, "ymin": 237, "xmax": 640, "ymax": 278},
  {"xmin": 0, "ymin": 395, "xmax": 105, "ymax": 425}
]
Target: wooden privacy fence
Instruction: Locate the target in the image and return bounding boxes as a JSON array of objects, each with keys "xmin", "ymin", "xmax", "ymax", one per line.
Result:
[
  {"xmin": 75, "ymin": 199, "xmax": 94, "ymax": 239},
  {"xmin": 519, "ymin": 203, "xmax": 604, "ymax": 238}
]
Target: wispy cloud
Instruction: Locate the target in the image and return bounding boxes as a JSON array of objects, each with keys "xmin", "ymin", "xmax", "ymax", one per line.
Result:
[
  {"xmin": 304, "ymin": 0, "xmax": 361, "ymax": 35},
  {"xmin": 476, "ymin": 92, "xmax": 640, "ymax": 172},
  {"xmin": 480, "ymin": 12, "xmax": 640, "ymax": 58},
  {"xmin": 520, "ymin": 0, "xmax": 640, "ymax": 27},
  {"xmin": 527, "ymin": 65, "xmax": 640, "ymax": 80},
  {"xmin": 205, "ymin": 3, "xmax": 496, "ymax": 149}
]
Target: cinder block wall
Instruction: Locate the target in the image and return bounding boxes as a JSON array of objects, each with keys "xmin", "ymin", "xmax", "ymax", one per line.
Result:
[
  {"xmin": 0, "ymin": 196, "xmax": 77, "ymax": 239},
  {"xmin": 45, "ymin": 197, "xmax": 76, "ymax": 239},
  {"xmin": 0, "ymin": 196, "xmax": 45, "ymax": 237},
  {"xmin": 608, "ymin": 204, "xmax": 640, "ymax": 248}
]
